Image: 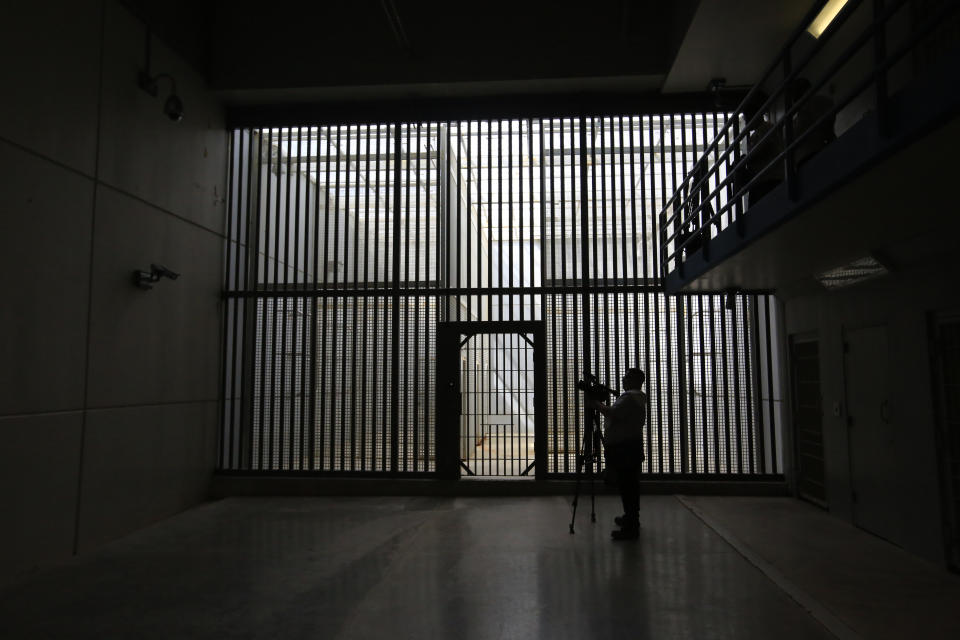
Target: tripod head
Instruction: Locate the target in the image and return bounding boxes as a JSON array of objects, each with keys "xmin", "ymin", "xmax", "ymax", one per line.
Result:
[{"xmin": 575, "ymin": 372, "xmax": 615, "ymax": 461}]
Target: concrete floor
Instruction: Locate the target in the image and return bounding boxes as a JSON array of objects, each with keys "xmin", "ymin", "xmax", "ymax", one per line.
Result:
[{"xmin": 1, "ymin": 495, "xmax": 958, "ymax": 639}]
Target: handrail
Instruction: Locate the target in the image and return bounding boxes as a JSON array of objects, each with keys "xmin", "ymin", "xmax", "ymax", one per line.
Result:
[
  {"xmin": 658, "ymin": 0, "xmax": 960, "ymax": 280},
  {"xmin": 670, "ymin": 0, "xmax": 862, "ymax": 220},
  {"xmin": 661, "ymin": 0, "xmax": 873, "ymax": 249}
]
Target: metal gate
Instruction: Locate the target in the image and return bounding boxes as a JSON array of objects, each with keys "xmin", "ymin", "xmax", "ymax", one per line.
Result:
[{"xmin": 220, "ymin": 118, "xmax": 782, "ymax": 479}]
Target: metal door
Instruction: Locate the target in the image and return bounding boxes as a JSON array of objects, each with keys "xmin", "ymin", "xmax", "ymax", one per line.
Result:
[{"xmin": 845, "ymin": 325, "xmax": 900, "ymax": 544}]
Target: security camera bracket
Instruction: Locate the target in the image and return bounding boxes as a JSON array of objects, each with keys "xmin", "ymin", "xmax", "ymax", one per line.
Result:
[
  {"xmin": 133, "ymin": 264, "xmax": 180, "ymax": 290},
  {"xmin": 138, "ymin": 71, "xmax": 159, "ymax": 97}
]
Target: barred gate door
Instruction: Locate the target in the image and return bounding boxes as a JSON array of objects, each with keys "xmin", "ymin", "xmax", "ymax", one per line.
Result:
[
  {"xmin": 460, "ymin": 332, "xmax": 535, "ymax": 478},
  {"xmin": 436, "ymin": 321, "xmax": 546, "ymax": 481}
]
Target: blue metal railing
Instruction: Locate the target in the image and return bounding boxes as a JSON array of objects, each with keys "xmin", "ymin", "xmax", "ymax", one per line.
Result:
[{"xmin": 658, "ymin": 0, "xmax": 960, "ymax": 281}]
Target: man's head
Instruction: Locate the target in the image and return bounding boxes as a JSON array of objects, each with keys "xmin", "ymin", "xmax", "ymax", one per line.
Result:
[{"xmin": 623, "ymin": 368, "xmax": 645, "ymax": 391}]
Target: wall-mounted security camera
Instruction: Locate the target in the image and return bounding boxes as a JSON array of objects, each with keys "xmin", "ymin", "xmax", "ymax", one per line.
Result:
[
  {"xmin": 163, "ymin": 94, "xmax": 184, "ymax": 122},
  {"xmin": 134, "ymin": 264, "xmax": 180, "ymax": 290},
  {"xmin": 138, "ymin": 27, "xmax": 184, "ymax": 123},
  {"xmin": 139, "ymin": 70, "xmax": 184, "ymax": 123}
]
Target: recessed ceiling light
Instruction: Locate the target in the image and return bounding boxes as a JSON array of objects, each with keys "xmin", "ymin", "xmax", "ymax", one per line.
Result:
[{"xmin": 816, "ymin": 255, "xmax": 888, "ymax": 289}]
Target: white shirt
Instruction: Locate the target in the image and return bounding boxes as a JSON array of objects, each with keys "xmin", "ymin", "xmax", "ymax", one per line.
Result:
[{"xmin": 604, "ymin": 389, "xmax": 647, "ymax": 445}]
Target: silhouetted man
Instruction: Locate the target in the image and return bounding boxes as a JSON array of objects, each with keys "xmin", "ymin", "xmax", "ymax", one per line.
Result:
[{"xmin": 593, "ymin": 368, "xmax": 647, "ymax": 540}]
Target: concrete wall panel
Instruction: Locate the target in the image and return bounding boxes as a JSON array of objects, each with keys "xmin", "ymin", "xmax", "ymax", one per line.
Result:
[
  {"xmin": 0, "ymin": 412, "xmax": 83, "ymax": 586},
  {"xmin": 783, "ymin": 262, "xmax": 957, "ymax": 564},
  {"xmin": 0, "ymin": 2, "xmax": 101, "ymax": 175},
  {"xmin": 85, "ymin": 186, "xmax": 222, "ymax": 408},
  {"xmin": 97, "ymin": 1, "xmax": 226, "ymax": 234},
  {"xmin": 0, "ymin": 142, "xmax": 93, "ymax": 416},
  {"xmin": 76, "ymin": 401, "xmax": 217, "ymax": 553},
  {"xmin": 0, "ymin": 0, "xmax": 222, "ymax": 580}
]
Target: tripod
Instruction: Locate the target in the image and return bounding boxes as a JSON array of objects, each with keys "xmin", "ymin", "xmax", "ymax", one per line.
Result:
[{"xmin": 569, "ymin": 407, "xmax": 605, "ymax": 534}]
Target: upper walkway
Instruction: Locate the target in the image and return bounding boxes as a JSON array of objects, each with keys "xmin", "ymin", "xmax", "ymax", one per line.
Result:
[{"xmin": 660, "ymin": 0, "xmax": 960, "ymax": 296}]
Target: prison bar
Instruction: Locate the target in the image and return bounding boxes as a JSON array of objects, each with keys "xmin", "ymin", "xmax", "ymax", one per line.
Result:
[{"xmin": 219, "ymin": 118, "xmax": 782, "ymax": 478}]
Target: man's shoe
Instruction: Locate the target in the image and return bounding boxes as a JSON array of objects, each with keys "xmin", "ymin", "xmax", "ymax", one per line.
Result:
[
  {"xmin": 614, "ymin": 515, "xmax": 640, "ymax": 529},
  {"xmin": 611, "ymin": 527, "xmax": 639, "ymax": 541}
]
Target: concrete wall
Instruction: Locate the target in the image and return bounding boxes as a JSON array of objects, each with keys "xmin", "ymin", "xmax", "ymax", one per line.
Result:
[
  {"xmin": 782, "ymin": 255, "xmax": 959, "ymax": 565},
  {"xmin": 0, "ymin": 0, "xmax": 225, "ymax": 584}
]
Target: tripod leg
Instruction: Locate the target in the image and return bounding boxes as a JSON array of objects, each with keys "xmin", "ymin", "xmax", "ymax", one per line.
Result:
[
  {"xmin": 589, "ymin": 414, "xmax": 601, "ymax": 523},
  {"xmin": 589, "ymin": 454, "xmax": 597, "ymax": 523},
  {"xmin": 569, "ymin": 453, "xmax": 583, "ymax": 534},
  {"xmin": 570, "ymin": 411, "xmax": 602, "ymax": 533},
  {"xmin": 569, "ymin": 479, "xmax": 579, "ymax": 534}
]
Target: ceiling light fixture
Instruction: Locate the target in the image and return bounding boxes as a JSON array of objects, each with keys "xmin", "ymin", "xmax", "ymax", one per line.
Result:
[
  {"xmin": 815, "ymin": 255, "xmax": 888, "ymax": 290},
  {"xmin": 807, "ymin": 0, "xmax": 849, "ymax": 39}
]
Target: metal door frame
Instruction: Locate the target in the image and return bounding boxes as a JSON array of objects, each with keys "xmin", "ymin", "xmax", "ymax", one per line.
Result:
[
  {"xmin": 788, "ymin": 332, "xmax": 826, "ymax": 507},
  {"xmin": 436, "ymin": 321, "xmax": 547, "ymax": 481},
  {"xmin": 930, "ymin": 311, "xmax": 960, "ymax": 572}
]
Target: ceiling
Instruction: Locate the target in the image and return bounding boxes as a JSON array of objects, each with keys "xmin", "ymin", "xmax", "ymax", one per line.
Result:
[
  {"xmin": 663, "ymin": 0, "xmax": 811, "ymax": 93},
  {"xmin": 122, "ymin": 0, "xmax": 817, "ymax": 108}
]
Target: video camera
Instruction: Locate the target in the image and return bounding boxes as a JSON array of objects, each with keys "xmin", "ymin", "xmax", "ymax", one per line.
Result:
[{"xmin": 575, "ymin": 373, "xmax": 618, "ymax": 403}]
